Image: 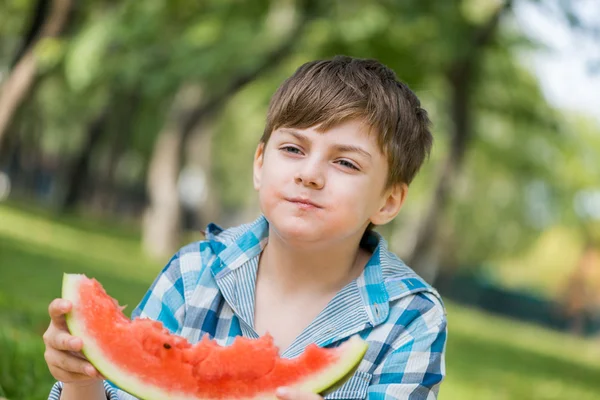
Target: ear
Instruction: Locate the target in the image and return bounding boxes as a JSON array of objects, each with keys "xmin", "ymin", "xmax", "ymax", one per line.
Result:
[
  {"xmin": 253, "ymin": 142, "xmax": 265, "ymax": 190},
  {"xmin": 370, "ymin": 183, "xmax": 408, "ymax": 226}
]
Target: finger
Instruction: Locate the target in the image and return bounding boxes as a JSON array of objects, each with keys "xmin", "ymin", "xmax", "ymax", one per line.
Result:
[
  {"xmin": 67, "ymin": 350, "xmax": 101, "ymax": 378},
  {"xmin": 52, "ymin": 364, "xmax": 105, "ymax": 381},
  {"xmin": 275, "ymin": 387, "xmax": 323, "ymax": 400},
  {"xmin": 48, "ymin": 299, "xmax": 72, "ymax": 325},
  {"xmin": 50, "ymin": 364, "xmax": 95, "ymax": 382},
  {"xmin": 70, "ymin": 350, "xmax": 88, "ymax": 360},
  {"xmin": 45, "ymin": 347, "xmax": 97, "ymax": 377},
  {"xmin": 45, "ymin": 330, "xmax": 83, "ymax": 352}
]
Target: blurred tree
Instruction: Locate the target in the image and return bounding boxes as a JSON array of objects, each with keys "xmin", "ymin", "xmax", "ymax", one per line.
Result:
[
  {"xmin": 407, "ymin": 0, "xmax": 515, "ymax": 282},
  {"xmin": 59, "ymin": 104, "xmax": 110, "ymax": 211},
  {"xmin": 10, "ymin": 0, "xmax": 50, "ymax": 67},
  {"xmin": 0, "ymin": 0, "xmax": 72, "ymax": 151},
  {"xmin": 440, "ymin": 1, "xmax": 600, "ymax": 282},
  {"xmin": 141, "ymin": 0, "xmax": 319, "ymax": 258},
  {"xmin": 1, "ymin": 0, "xmax": 598, "ymax": 276}
]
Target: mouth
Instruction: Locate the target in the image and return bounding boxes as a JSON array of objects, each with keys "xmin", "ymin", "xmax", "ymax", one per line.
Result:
[{"xmin": 285, "ymin": 197, "xmax": 323, "ymax": 209}]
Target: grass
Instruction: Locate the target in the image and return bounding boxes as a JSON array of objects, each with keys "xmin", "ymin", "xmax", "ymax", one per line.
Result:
[
  {"xmin": 1, "ymin": 202, "xmax": 599, "ymax": 400},
  {"xmin": 443, "ymin": 302, "xmax": 600, "ymax": 399},
  {"xmin": 0, "ymin": 204, "xmax": 161, "ymax": 400}
]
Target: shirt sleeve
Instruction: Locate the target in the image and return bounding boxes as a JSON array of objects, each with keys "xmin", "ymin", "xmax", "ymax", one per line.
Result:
[
  {"xmin": 130, "ymin": 251, "xmax": 187, "ymax": 329},
  {"xmin": 47, "ymin": 251, "xmax": 187, "ymax": 400},
  {"xmin": 368, "ymin": 294, "xmax": 448, "ymax": 400}
]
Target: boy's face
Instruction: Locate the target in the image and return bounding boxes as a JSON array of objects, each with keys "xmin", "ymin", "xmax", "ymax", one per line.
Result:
[{"xmin": 253, "ymin": 119, "xmax": 407, "ymax": 246}]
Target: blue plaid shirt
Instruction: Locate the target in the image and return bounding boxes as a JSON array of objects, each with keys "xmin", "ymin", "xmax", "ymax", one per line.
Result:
[{"xmin": 50, "ymin": 215, "xmax": 447, "ymax": 400}]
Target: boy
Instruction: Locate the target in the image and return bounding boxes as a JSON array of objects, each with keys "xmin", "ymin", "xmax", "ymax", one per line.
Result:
[{"xmin": 44, "ymin": 56, "xmax": 447, "ymax": 400}]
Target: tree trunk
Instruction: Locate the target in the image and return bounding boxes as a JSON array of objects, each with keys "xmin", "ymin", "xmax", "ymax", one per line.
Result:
[
  {"xmin": 90, "ymin": 89, "xmax": 140, "ymax": 214},
  {"xmin": 141, "ymin": 3, "xmax": 316, "ymax": 259},
  {"xmin": 408, "ymin": 0, "xmax": 513, "ymax": 283},
  {"xmin": 11, "ymin": 0, "xmax": 51, "ymax": 67},
  {"xmin": 183, "ymin": 118, "xmax": 220, "ymax": 232},
  {"xmin": 141, "ymin": 85, "xmax": 201, "ymax": 259},
  {"xmin": 142, "ymin": 127, "xmax": 186, "ymax": 258},
  {"xmin": 59, "ymin": 108, "xmax": 110, "ymax": 212},
  {"xmin": 0, "ymin": 0, "xmax": 72, "ymax": 152}
]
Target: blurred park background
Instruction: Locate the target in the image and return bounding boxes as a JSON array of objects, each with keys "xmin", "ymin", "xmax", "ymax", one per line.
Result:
[{"xmin": 1, "ymin": 0, "xmax": 600, "ymax": 399}]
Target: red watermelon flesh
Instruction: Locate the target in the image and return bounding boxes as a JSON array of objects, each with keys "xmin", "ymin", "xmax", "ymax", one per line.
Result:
[{"xmin": 62, "ymin": 273, "xmax": 368, "ymax": 400}]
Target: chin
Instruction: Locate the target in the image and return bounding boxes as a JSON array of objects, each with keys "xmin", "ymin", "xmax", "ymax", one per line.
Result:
[
  {"xmin": 266, "ymin": 212, "xmax": 359, "ymax": 248},
  {"xmin": 269, "ymin": 215, "xmax": 324, "ymax": 243}
]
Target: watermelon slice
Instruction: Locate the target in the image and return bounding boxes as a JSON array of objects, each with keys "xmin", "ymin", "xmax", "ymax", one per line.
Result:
[{"xmin": 62, "ymin": 273, "xmax": 368, "ymax": 400}]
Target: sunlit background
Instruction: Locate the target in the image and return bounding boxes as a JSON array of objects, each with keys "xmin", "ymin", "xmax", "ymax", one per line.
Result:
[{"xmin": 1, "ymin": 0, "xmax": 599, "ymax": 399}]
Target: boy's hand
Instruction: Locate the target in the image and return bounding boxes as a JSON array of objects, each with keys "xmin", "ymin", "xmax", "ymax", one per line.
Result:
[
  {"xmin": 42, "ymin": 298, "xmax": 104, "ymax": 385},
  {"xmin": 275, "ymin": 387, "xmax": 324, "ymax": 400}
]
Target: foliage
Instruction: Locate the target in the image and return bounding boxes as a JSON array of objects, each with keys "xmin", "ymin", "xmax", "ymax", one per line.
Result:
[{"xmin": 1, "ymin": 0, "xmax": 599, "ymax": 288}]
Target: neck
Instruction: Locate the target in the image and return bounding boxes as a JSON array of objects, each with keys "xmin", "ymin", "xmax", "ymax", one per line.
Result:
[{"xmin": 258, "ymin": 227, "xmax": 369, "ymax": 295}]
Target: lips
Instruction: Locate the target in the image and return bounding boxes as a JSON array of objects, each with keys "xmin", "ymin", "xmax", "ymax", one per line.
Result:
[{"xmin": 286, "ymin": 196, "xmax": 323, "ymax": 209}]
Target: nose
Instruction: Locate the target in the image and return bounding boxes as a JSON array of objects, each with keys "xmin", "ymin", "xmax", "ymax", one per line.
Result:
[{"xmin": 294, "ymin": 160, "xmax": 325, "ymax": 189}]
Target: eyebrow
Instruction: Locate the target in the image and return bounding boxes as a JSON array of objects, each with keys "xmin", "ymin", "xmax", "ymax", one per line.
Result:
[
  {"xmin": 334, "ymin": 144, "xmax": 372, "ymax": 159},
  {"xmin": 279, "ymin": 128, "xmax": 309, "ymax": 145},
  {"xmin": 278, "ymin": 128, "xmax": 372, "ymax": 159}
]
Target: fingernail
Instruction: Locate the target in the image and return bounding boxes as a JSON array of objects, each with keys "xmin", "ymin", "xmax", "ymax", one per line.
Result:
[
  {"xmin": 86, "ymin": 365, "xmax": 96, "ymax": 376},
  {"xmin": 69, "ymin": 338, "xmax": 79, "ymax": 347}
]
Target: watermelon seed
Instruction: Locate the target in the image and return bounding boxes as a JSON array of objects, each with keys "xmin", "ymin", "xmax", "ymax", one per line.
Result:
[{"xmin": 163, "ymin": 343, "xmax": 171, "ymax": 349}]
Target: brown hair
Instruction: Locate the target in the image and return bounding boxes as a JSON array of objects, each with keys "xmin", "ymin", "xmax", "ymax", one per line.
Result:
[{"xmin": 261, "ymin": 55, "xmax": 433, "ymax": 188}]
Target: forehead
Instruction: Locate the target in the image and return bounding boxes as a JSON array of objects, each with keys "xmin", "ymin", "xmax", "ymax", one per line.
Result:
[{"xmin": 276, "ymin": 119, "xmax": 378, "ymax": 145}]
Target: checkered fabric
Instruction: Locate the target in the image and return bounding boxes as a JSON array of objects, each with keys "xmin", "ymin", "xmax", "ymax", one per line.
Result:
[{"xmin": 49, "ymin": 215, "xmax": 447, "ymax": 400}]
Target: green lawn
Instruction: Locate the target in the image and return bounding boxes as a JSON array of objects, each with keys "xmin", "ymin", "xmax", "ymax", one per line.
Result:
[{"xmin": 1, "ymin": 203, "xmax": 599, "ymax": 400}]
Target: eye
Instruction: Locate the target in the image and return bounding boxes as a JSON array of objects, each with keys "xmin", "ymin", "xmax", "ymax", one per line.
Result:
[
  {"xmin": 281, "ymin": 146, "xmax": 303, "ymax": 155},
  {"xmin": 336, "ymin": 159, "xmax": 359, "ymax": 171}
]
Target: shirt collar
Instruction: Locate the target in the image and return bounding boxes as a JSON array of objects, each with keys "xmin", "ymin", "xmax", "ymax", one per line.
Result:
[
  {"xmin": 204, "ymin": 215, "xmax": 439, "ymax": 345},
  {"xmin": 205, "ymin": 215, "xmax": 269, "ymax": 279}
]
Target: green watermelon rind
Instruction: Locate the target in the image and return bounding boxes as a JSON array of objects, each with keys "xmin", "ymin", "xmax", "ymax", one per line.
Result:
[
  {"xmin": 62, "ymin": 273, "xmax": 368, "ymax": 400},
  {"xmin": 293, "ymin": 335, "xmax": 367, "ymax": 394},
  {"xmin": 63, "ymin": 274, "xmax": 187, "ymax": 400}
]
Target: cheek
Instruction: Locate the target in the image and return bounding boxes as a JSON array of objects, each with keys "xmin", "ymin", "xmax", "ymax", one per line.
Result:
[
  {"xmin": 331, "ymin": 176, "xmax": 370, "ymax": 202},
  {"xmin": 261, "ymin": 153, "xmax": 288, "ymax": 183},
  {"xmin": 332, "ymin": 178, "xmax": 383, "ymax": 216},
  {"xmin": 257, "ymin": 166, "xmax": 282, "ymax": 207}
]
